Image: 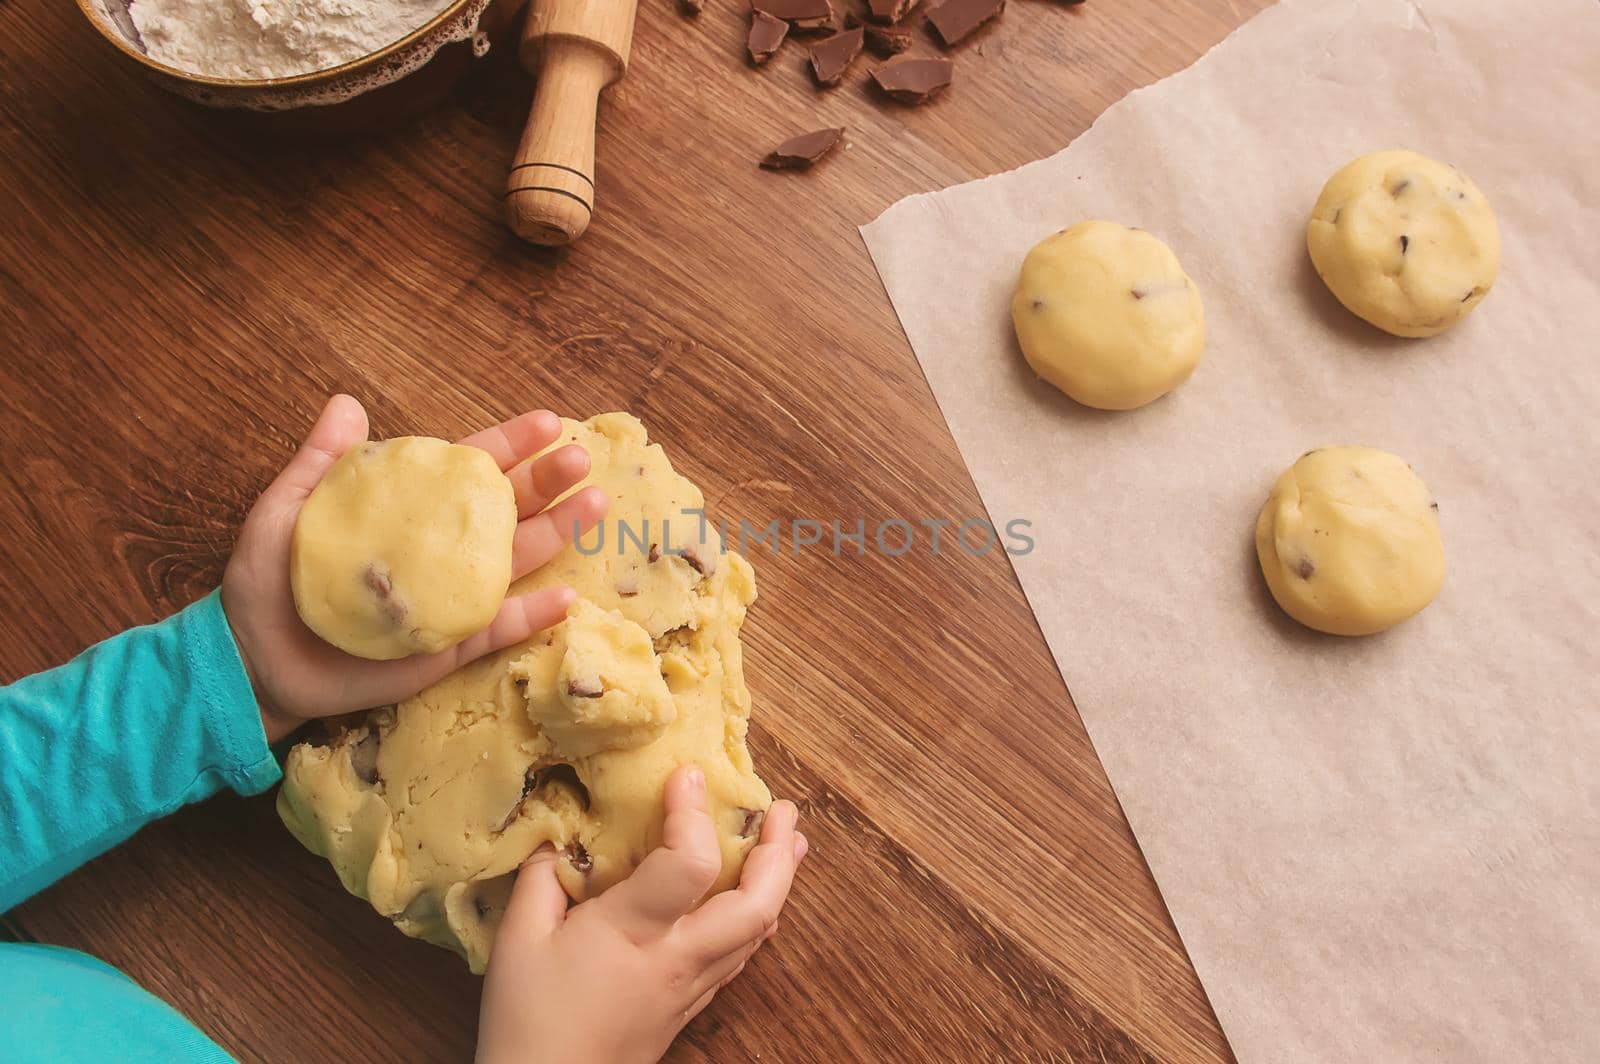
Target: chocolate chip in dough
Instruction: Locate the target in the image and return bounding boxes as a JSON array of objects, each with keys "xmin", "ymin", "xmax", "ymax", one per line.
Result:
[
  {"xmin": 1400, "ymin": 234, "xmax": 1410, "ymax": 254},
  {"xmin": 738, "ymin": 808, "xmax": 767, "ymax": 838},
  {"xmin": 566, "ymin": 677, "xmax": 604, "ymax": 699},
  {"xmin": 564, "ymin": 840, "xmax": 594, "ymax": 875},
  {"xmin": 1295, "ymin": 558, "xmax": 1315, "ymax": 579},
  {"xmin": 350, "ymin": 730, "xmax": 381, "ymax": 786}
]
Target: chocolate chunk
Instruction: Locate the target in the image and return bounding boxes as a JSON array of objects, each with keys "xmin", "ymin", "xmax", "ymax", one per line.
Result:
[
  {"xmin": 871, "ymin": 56, "xmax": 954, "ymax": 104},
  {"xmin": 739, "ymin": 807, "xmax": 767, "ymax": 838},
  {"xmin": 748, "ymin": 10, "xmax": 789, "ymax": 63},
  {"xmin": 1295, "ymin": 558, "xmax": 1315, "ymax": 579},
  {"xmin": 927, "ymin": 0, "xmax": 1004, "ymax": 47},
  {"xmin": 751, "ymin": 0, "xmax": 833, "ymax": 31},
  {"xmin": 648, "ymin": 543, "xmax": 661, "ymax": 563},
  {"xmin": 566, "ymin": 677, "xmax": 603, "ymax": 699},
  {"xmin": 864, "ymin": 23, "xmax": 913, "ymax": 54},
  {"xmin": 809, "ymin": 27, "xmax": 864, "ymax": 85},
  {"xmin": 761, "ymin": 128, "xmax": 844, "ymax": 170},
  {"xmin": 1400, "ymin": 234, "xmax": 1410, "ymax": 254},
  {"xmin": 564, "ymin": 840, "xmax": 593, "ymax": 875},
  {"xmin": 363, "ymin": 563, "xmax": 407, "ymax": 624},
  {"xmin": 350, "ymin": 730, "xmax": 381, "ymax": 786},
  {"xmin": 867, "ymin": 0, "xmax": 913, "ymax": 21},
  {"xmin": 680, "ymin": 540, "xmax": 721, "ymax": 575}
]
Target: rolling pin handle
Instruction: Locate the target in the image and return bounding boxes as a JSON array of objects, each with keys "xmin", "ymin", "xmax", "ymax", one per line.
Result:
[{"xmin": 505, "ymin": 43, "xmax": 611, "ymax": 246}]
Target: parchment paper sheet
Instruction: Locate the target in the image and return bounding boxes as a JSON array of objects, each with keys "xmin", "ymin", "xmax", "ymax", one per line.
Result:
[{"xmin": 861, "ymin": 1, "xmax": 1600, "ymax": 1059}]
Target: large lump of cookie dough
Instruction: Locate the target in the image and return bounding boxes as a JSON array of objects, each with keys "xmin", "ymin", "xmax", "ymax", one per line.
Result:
[
  {"xmin": 276, "ymin": 413, "xmax": 771, "ymax": 972},
  {"xmin": 1307, "ymin": 150, "xmax": 1500, "ymax": 337}
]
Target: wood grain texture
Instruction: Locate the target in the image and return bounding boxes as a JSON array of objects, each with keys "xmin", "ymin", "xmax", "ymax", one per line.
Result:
[{"xmin": 0, "ymin": 0, "xmax": 1268, "ymax": 1059}]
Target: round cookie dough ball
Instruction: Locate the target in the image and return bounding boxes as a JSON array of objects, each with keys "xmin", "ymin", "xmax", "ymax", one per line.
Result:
[
  {"xmin": 1307, "ymin": 150, "xmax": 1500, "ymax": 337},
  {"xmin": 291, "ymin": 436, "xmax": 518, "ymax": 660},
  {"xmin": 1255, "ymin": 446, "xmax": 1444, "ymax": 637},
  {"xmin": 1011, "ymin": 221, "xmax": 1205, "ymax": 411}
]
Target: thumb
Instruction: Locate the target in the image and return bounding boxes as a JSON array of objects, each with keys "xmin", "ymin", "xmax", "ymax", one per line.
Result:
[
  {"xmin": 266, "ymin": 394, "xmax": 369, "ymax": 504},
  {"xmin": 498, "ymin": 844, "xmax": 570, "ymax": 945}
]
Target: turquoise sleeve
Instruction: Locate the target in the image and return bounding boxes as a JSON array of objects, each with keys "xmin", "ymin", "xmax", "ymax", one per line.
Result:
[{"xmin": 0, "ymin": 589, "xmax": 282, "ymax": 913}]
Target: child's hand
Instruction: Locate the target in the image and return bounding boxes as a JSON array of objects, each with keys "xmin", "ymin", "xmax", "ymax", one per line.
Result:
[
  {"xmin": 222, "ymin": 395, "xmax": 608, "ymax": 742},
  {"xmin": 476, "ymin": 765, "xmax": 808, "ymax": 1064}
]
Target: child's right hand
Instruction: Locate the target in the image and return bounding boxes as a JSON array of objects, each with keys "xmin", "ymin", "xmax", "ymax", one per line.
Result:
[{"xmin": 476, "ymin": 765, "xmax": 808, "ymax": 1064}]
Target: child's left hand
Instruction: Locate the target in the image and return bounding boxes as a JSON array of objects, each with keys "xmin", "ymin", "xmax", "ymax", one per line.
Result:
[{"xmin": 221, "ymin": 394, "xmax": 608, "ymax": 742}]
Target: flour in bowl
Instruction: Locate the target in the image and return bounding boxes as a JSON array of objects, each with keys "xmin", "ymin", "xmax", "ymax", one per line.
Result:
[{"xmin": 129, "ymin": 0, "xmax": 455, "ymax": 79}]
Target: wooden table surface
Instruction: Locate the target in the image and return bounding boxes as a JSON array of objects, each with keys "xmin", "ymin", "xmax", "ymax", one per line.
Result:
[{"xmin": 1, "ymin": 0, "xmax": 1269, "ymax": 1059}]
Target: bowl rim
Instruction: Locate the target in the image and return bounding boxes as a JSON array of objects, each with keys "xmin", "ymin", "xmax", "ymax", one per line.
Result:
[{"xmin": 73, "ymin": 0, "xmax": 483, "ymax": 89}]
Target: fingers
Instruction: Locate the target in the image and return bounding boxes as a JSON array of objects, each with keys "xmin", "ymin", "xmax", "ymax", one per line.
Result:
[
  {"xmin": 512, "ymin": 486, "xmax": 609, "ymax": 579},
  {"xmin": 440, "ymin": 588, "xmax": 577, "ymax": 673},
  {"xmin": 600, "ymin": 765, "xmax": 724, "ymax": 940},
  {"xmin": 691, "ymin": 938, "xmax": 760, "ymax": 1001},
  {"xmin": 264, "ymin": 394, "xmax": 369, "ymax": 503},
  {"xmin": 506, "ymin": 444, "xmax": 591, "ymax": 519},
  {"xmin": 497, "ymin": 845, "xmax": 570, "ymax": 944},
  {"xmin": 679, "ymin": 800, "xmax": 801, "ymax": 960},
  {"xmin": 458, "ymin": 409, "xmax": 562, "ymax": 472}
]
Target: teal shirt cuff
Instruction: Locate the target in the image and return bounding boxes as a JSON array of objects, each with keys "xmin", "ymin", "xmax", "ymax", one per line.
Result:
[{"xmin": 0, "ymin": 589, "xmax": 282, "ymax": 913}]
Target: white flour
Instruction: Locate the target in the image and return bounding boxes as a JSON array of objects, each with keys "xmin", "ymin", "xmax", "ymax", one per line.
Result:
[{"xmin": 128, "ymin": 0, "xmax": 454, "ymax": 79}]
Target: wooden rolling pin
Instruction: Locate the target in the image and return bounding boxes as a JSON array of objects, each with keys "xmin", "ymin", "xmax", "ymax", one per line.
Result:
[{"xmin": 504, "ymin": 0, "xmax": 639, "ymax": 245}]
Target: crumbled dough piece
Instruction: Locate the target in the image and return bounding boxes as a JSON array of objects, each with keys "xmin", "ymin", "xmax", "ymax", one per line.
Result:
[
  {"xmin": 277, "ymin": 414, "xmax": 771, "ymax": 972},
  {"xmin": 1011, "ymin": 220, "xmax": 1205, "ymax": 410},
  {"xmin": 1255, "ymin": 446, "xmax": 1445, "ymax": 636},
  {"xmin": 1307, "ymin": 150, "xmax": 1500, "ymax": 337},
  {"xmin": 290, "ymin": 436, "xmax": 516, "ymax": 660}
]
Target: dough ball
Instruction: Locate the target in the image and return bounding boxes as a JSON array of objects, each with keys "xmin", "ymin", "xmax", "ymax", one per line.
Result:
[
  {"xmin": 1255, "ymin": 446, "xmax": 1444, "ymax": 636},
  {"xmin": 291, "ymin": 436, "xmax": 517, "ymax": 661},
  {"xmin": 1307, "ymin": 150, "xmax": 1500, "ymax": 337},
  {"xmin": 1011, "ymin": 220, "xmax": 1205, "ymax": 411}
]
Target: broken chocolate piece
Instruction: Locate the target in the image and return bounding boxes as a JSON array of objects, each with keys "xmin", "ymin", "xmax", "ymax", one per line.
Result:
[
  {"xmin": 871, "ymin": 55, "xmax": 954, "ymax": 104},
  {"xmin": 864, "ymin": 23, "xmax": 913, "ymax": 55},
  {"xmin": 566, "ymin": 677, "xmax": 604, "ymax": 699},
  {"xmin": 747, "ymin": 9, "xmax": 789, "ymax": 63},
  {"xmin": 760, "ymin": 128, "xmax": 843, "ymax": 171},
  {"xmin": 648, "ymin": 543, "xmax": 661, "ymax": 563},
  {"xmin": 1400, "ymin": 234, "xmax": 1410, "ymax": 254},
  {"xmin": 809, "ymin": 26, "xmax": 864, "ymax": 85},
  {"xmin": 927, "ymin": 0, "xmax": 1004, "ymax": 47},
  {"xmin": 867, "ymin": 0, "xmax": 913, "ymax": 21},
  {"xmin": 751, "ymin": 0, "xmax": 834, "ymax": 31},
  {"xmin": 739, "ymin": 808, "xmax": 767, "ymax": 838}
]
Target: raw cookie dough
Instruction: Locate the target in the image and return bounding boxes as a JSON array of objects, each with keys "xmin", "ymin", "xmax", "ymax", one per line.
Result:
[
  {"xmin": 277, "ymin": 414, "xmax": 771, "ymax": 972},
  {"xmin": 291, "ymin": 436, "xmax": 517, "ymax": 661},
  {"xmin": 1255, "ymin": 446, "xmax": 1445, "ymax": 637},
  {"xmin": 1011, "ymin": 220, "xmax": 1205, "ymax": 411},
  {"xmin": 1307, "ymin": 150, "xmax": 1500, "ymax": 337}
]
